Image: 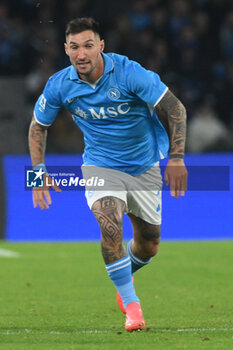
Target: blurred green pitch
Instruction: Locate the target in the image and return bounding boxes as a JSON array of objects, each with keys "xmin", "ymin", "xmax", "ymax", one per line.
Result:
[{"xmin": 0, "ymin": 241, "xmax": 232, "ymax": 350}]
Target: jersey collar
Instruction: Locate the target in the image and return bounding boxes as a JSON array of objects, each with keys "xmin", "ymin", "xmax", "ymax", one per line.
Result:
[{"xmin": 69, "ymin": 52, "xmax": 114, "ymax": 81}]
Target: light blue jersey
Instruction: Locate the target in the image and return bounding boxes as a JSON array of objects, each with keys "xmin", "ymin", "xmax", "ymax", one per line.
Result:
[{"xmin": 34, "ymin": 53, "xmax": 169, "ymax": 175}]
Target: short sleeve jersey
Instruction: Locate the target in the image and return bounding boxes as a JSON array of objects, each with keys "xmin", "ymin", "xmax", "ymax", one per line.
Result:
[{"xmin": 34, "ymin": 53, "xmax": 169, "ymax": 175}]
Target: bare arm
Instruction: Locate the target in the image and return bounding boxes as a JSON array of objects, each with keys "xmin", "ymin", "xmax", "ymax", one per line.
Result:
[
  {"xmin": 156, "ymin": 89, "xmax": 188, "ymax": 197},
  {"xmin": 28, "ymin": 115, "xmax": 61, "ymax": 209},
  {"xmin": 157, "ymin": 89, "xmax": 186, "ymax": 159},
  {"xmin": 28, "ymin": 115, "xmax": 48, "ymax": 167}
]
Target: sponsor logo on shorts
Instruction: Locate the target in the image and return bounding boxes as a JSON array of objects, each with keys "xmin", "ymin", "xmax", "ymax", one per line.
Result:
[{"xmin": 87, "ymin": 190, "xmax": 95, "ymax": 198}]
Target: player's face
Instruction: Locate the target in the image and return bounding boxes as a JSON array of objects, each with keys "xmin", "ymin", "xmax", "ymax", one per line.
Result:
[{"xmin": 65, "ymin": 30, "xmax": 105, "ymax": 82}]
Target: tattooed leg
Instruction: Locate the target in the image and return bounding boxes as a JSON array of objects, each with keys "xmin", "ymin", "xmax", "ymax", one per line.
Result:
[
  {"xmin": 92, "ymin": 196, "xmax": 127, "ymax": 264},
  {"xmin": 128, "ymin": 213, "xmax": 161, "ymax": 260},
  {"xmin": 93, "ymin": 197, "xmax": 140, "ymax": 309}
]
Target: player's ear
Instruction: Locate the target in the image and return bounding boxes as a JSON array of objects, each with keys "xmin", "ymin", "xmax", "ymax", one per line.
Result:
[
  {"xmin": 64, "ymin": 42, "xmax": 69, "ymax": 56},
  {"xmin": 100, "ymin": 39, "xmax": 105, "ymax": 53}
]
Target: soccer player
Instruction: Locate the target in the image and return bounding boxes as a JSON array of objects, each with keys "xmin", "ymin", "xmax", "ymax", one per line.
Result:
[{"xmin": 28, "ymin": 17, "xmax": 187, "ymax": 332}]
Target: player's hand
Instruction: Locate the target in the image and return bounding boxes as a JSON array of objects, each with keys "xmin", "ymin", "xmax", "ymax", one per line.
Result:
[
  {"xmin": 165, "ymin": 158, "xmax": 188, "ymax": 198},
  {"xmin": 32, "ymin": 174, "xmax": 62, "ymax": 210}
]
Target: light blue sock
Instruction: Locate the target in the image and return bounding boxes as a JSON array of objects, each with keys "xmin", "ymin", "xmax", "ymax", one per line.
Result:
[
  {"xmin": 106, "ymin": 256, "xmax": 139, "ymax": 308},
  {"xmin": 127, "ymin": 239, "xmax": 152, "ymax": 274}
]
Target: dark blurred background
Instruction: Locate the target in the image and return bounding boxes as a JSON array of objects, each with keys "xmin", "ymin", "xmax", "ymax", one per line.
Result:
[{"xmin": 1, "ymin": 0, "xmax": 233, "ymax": 155}]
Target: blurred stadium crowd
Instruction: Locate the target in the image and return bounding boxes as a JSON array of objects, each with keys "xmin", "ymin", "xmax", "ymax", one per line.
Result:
[{"xmin": 1, "ymin": 0, "xmax": 233, "ymax": 153}]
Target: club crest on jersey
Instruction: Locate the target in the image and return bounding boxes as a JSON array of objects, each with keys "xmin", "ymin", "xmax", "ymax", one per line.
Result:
[{"xmin": 107, "ymin": 88, "xmax": 121, "ymax": 101}]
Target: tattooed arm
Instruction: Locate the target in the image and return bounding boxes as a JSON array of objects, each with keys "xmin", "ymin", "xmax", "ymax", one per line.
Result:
[
  {"xmin": 28, "ymin": 115, "xmax": 48, "ymax": 167},
  {"xmin": 156, "ymin": 89, "xmax": 188, "ymax": 198},
  {"xmin": 28, "ymin": 116, "xmax": 61, "ymax": 210},
  {"xmin": 157, "ymin": 89, "xmax": 186, "ymax": 158}
]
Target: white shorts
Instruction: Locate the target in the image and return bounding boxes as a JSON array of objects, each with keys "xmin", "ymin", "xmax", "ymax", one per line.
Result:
[{"xmin": 82, "ymin": 164, "xmax": 163, "ymax": 225}]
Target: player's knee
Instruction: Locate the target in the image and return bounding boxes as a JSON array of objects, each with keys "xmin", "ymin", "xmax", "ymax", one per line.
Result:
[
  {"xmin": 150, "ymin": 241, "xmax": 160, "ymax": 256},
  {"xmin": 143, "ymin": 240, "xmax": 160, "ymax": 258},
  {"xmin": 140, "ymin": 225, "xmax": 160, "ymax": 257}
]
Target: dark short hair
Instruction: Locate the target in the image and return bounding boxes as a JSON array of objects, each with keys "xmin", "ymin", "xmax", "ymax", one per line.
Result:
[{"xmin": 65, "ymin": 17, "xmax": 102, "ymax": 38}]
